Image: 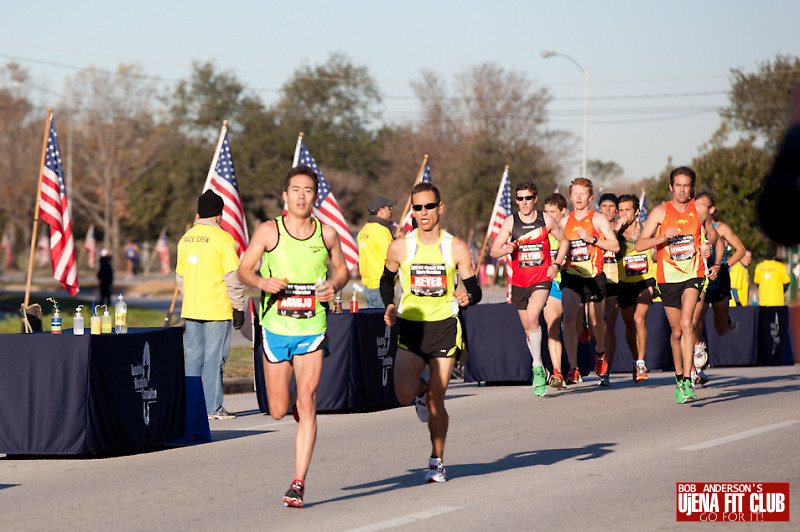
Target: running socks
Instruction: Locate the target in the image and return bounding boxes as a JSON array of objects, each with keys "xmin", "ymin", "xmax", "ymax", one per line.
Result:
[{"xmin": 527, "ymin": 327, "xmax": 543, "ymax": 366}]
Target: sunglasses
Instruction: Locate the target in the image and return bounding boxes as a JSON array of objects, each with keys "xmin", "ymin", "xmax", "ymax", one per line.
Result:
[
  {"xmin": 412, "ymin": 202, "xmax": 440, "ymax": 211},
  {"xmin": 516, "ymin": 195, "xmax": 535, "ymax": 201}
]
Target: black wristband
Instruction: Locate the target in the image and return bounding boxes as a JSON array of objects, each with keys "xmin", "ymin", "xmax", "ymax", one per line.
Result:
[{"xmin": 592, "ymin": 236, "xmax": 598, "ymax": 245}]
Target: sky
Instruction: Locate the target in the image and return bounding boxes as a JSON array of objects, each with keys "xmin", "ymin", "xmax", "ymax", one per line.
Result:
[{"xmin": 3, "ymin": 0, "xmax": 799, "ymax": 186}]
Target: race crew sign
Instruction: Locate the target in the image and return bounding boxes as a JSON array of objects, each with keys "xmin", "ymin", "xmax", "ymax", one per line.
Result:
[{"xmin": 676, "ymin": 483, "xmax": 790, "ymax": 522}]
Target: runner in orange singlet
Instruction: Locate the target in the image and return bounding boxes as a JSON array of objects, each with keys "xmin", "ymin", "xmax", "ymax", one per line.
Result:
[
  {"xmin": 560, "ymin": 177, "xmax": 619, "ymax": 386},
  {"xmin": 635, "ymin": 166, "xmax": 722, "ymax": 404}
]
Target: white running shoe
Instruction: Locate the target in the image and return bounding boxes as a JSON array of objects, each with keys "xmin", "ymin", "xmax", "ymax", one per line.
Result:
[
  {"xmin": 414, "ymin": 370, "xmax": 430, "ymax": 423},
  {"xmin": 424, "ymin": 457, "xmax": 447, "ymax": 483},
  {"xmin": 693, "ymin": 342, "xmax": 708, "ymax": 368}
]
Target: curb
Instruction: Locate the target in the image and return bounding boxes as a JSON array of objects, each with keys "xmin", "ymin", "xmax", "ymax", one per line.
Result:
[{"xmin": 223, "ymin": 377, "xmax": 254, "ymax": 395}]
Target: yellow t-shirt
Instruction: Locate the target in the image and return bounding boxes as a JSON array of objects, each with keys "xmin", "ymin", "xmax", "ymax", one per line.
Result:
[
  {"xmin": 357, "ymin": 220, "xmax": 394, "ymax": 288},
  {"xmin": 728, "ymin": 262, "xmax": 750, "ymax": 306},
  {"xmin": 754, "ymin": 259, "xmax": 789, "ymax": 306},
  {"xmin": 176, "ymin": 222, "xmax": 240, "ymax": 320}
]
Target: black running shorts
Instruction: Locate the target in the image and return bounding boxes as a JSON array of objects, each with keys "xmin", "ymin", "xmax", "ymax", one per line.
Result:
[
  {"xmin": 658, "ymin": 277, "xmax": 703, "ymax": 309},
  {"xmin": 617, "ymin": 278, "xmax": 657, "ymax": 309},
  {"xmin": 510, "ymin": 281, "xmax": 552, "ymax": 310},
  {"xmin": 560, "ymin": 272, "xmax": 606, "ymax": 303},
  {"xmin": 397, "ymin": 316, "xmax": 462, "ymax": 362}
]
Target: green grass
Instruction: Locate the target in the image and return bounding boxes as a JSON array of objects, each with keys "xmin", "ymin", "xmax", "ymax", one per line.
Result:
[{"xmin": 225, "ymin": 345, "xmax": 256, "ymax": 378}]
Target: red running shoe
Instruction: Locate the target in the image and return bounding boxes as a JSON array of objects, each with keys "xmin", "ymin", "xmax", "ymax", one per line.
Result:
[
  {"xmin": 595, "ymin": 352, "xmax": 608, "ymax": 377},
  {"xmin": 566, "ymin": 367, "xmax": 583, "ymax": 385}
]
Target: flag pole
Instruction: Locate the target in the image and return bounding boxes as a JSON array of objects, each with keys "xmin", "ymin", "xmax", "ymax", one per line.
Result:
[
  {"xmin": 397, "ymin": 154, "xmax": 429, "ymax": 232},
  {"xmin": 23, "ymin": 108, "xmax": 53, "ymax": 310},
  {"xmin": 292, "ymin": 131, "xmax": 304, "ymax": 166},
  {"xmin": 476, "ymin": 165, "xmax": 509, "ymax": 270}
]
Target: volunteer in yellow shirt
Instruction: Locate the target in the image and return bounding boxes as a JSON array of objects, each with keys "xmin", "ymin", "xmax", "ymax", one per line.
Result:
[
  {"xmin": 357, "ymin": 195, "xmax": 397, "ymax": 307},
  {"xmin": 754, "ymin": 245, "xmax": 790, "ymax": 306}
]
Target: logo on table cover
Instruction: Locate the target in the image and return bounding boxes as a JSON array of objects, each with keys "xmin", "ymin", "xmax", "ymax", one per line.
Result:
[
  {"xmin": 376, "ymin": 325, "xmax": 394, "ymax": 387},
  {"xmin": 131, "ymin": 342, "xmax": 158, "ymax": 426},
  {"xmin": 676, "ymin": 483, "xmax": 790, "ymax": 522}
]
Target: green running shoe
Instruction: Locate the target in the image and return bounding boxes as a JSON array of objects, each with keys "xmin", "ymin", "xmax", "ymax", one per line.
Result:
[
  {"xmin": 682, "ymin": 379, "xmax": 697, "ymax": 400},
  {"xmin": 533, "ymin": 365, "xmax": 548, "ymax": 396},
  {"xmin": 675, "ymin": 376, "xmax": 687, "ymax": 404}
]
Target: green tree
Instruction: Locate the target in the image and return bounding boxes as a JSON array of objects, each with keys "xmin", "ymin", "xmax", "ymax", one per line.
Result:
[
  {"xmin": 722, "ymin": 54, "xmax": 800, "ymax": 151},
  {"xmin": 692, "ymin": 131, "xmax": 772, "ymax": 256},
  {"xmin": 587, "ymin": 159, "xmax": 623, "ymax": 187}
]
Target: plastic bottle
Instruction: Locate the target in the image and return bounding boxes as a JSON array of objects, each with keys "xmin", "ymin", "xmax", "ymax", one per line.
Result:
[
  {"xmin": 751, "ymin": 292, "xmax": 759, "ymax": 306},
  {"xmin": 115, "ymin": 293, "xmax": 128, "ymax": 334},
  {"xmin": 333, "ymin": 293, "xmax": 343, "ymax": 314},
  {"xmin": 90, "ymin": 304, "xmax": 101, "ymax": 335},
  {"xmin": 73, "ymin": 306, "xmax": 84, "ymax": 335},
  {"xmin": 51, "ymin": 308, "xmax": 62, "ymax": 334},
  {"xmin": 350, "ymin": 293, "xmax": 359, "ymax": 313},
  {"xmin": 101, "ymin": 306, "xmax": 112, "ymax": 333}
]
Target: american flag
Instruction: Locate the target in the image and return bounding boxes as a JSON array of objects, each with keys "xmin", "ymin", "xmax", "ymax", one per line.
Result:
[
  {"xmin": 204, "ymin": 123, "xmax": 248, "ymax": 258},
  {"xmin": 293, "ymin": 136, "xmax": 359, "ymax": 271},
  {"xmin": 38, "ymin": 115, "xmax": 79, "ymax": 295},
  {"xmin": 154, "ymin": 229, "xmax": 170, "ymax": 274},
  {"xmin": 400, "ymin": 160, "xmax": 432, "ymax": 233},
  {"xmin": 487, "ymin": 166, "xmax": 512, "ymax": 243},
  {"xmin": 84, "ymin": 224, "xmax": 96, "ymax": 269},
  {"xmin": 1, "ymin": 227, "xmax": 12, "ymax": 269},
  {"xmin": 637, "ymin": 190, "xmax": 648, "ymax": 223},
  {"xmin": 38, "ymin": 229, "xmax": 49, "ymax": 266}
]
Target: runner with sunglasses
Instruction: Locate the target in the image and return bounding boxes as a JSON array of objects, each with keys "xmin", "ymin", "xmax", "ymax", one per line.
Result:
[
  {"xmin": 490, "ymin": 181, "xmax": 568, "ymax": 395},
  {"xmin": 381, "ymin": 182, "xmax": 481, "ymax": 483}
]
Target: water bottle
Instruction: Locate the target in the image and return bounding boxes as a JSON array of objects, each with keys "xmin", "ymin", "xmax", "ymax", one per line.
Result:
[
  {"xmin": 333, "ymin": 293, "xmax": 343, "ymax": 314},
  {"xmin": 115, "ymin": 293, "xmax": 128, "ymax": 334},
  {"xmin": 91, "ymin": 314, "xmax": 101, "ymax": 335},
  {"xmin": 350, "ymin": 293, "xmax": 359, "ymax": 313},
  {"xmin": 751, "ymin": 292, "xmax": 758, "ymax": 306},
  {"xmin": 73, "ymin": 306, "xmax": 84, "ymax": 335},
  {"xmin": 101, "ymin": 306, "xmax": 112, "ymax": 334},
  {"xmin": 51, "ymin": 308, "xmax": 62, "ymax": 334}
]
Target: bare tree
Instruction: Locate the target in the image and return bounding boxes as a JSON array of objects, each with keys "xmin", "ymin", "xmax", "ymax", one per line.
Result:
[{"xmin": 62, "ymin": 64, "xmax": 170, "ymax": 269}]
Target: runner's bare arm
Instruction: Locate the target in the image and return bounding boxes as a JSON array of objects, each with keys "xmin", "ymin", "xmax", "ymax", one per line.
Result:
[
  {"xmin": 489, "ymin": 216, "xmax": 515, "ymax": 258},
  {"xmin": 717, "ymin": 222, "xmax": 747, "ymax": 266},
  {"xmin": 237, "ymin": 220, "xmax": 287, "ymax": 294},
  {"xmin": 635, "ymin": 204, "xmax": 668, "ymax": 251},
  {"xmin": 321, "ymin": 224, "xmax": 348, "ymax": 302},
  {"xmin": 545, "ymin": 213, "xmax": 569, "ymax": 266},
  {"xmin": 452, "ymin": 237, "xmax": 478, "ymax": 307},
  {"xmin": 593, "ymin": 213, "xmax": 620, "ymax": 253}
]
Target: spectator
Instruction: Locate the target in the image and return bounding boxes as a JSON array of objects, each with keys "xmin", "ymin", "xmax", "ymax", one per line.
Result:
[
  {"xmin": 729, "ymin": 250, "xmax": 752, "ymax": 306},
  {"xmin": 124, "ymin": 240, "xmax": 140, "ymax": 279},
  {"xmin": 357, "ymin": 195, "xmax": 397, "ymax": 307},
  {"xmin": 97, "ymin": 248, "xmax": 113, "ymax": 307},
  {"xmin": 753, "ymin": 245, "xmax": 789, "ymax": 306},
  {"xmin": 176, "ymin": 190, "xmax": 245, "ymax": 420}
]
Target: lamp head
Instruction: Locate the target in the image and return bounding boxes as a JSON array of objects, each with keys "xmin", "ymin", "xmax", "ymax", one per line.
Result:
[{"xmin": 540, "ymin": 50, "xmax": 556, "ymax": 58}]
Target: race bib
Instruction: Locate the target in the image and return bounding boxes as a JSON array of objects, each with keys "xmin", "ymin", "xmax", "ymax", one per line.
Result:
[
  {"xmin": 276, "ymin": 283, "xmax": 316, "ymax": 319},
  {"xmin": 623, "ymin": 253, "xmax": 648, "ymax": 276},
  {"xmin": 410, "ymin": 263, "xmax": 447, "ymax": 297},
  {"xmin": 569, "ymin": 239, "xmax": 590, "ymax": 262},
  {"xmin": 518, "ymin": 242, "xmax": 544, "ymax": 267},
  {"xmin": 603, "ymin": 249, "xmax": 617, "ymax": 264},
  {"xmin": 668, "ymin": 235, "xmax": 695, "ymax": 261}
]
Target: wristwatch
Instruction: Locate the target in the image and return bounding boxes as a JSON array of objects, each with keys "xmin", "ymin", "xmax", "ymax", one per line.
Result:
[{"xmin": 592, "ymin": 236, "xmax": 598, "ymax": 245}]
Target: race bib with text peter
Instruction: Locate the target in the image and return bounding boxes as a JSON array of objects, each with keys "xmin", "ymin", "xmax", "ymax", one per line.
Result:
[
  {"xmin": 277, "ymin": 283, "xmax": 316, "ymax": 319},
  {"xmin": 569, "ymin": 239, "xmax": 590, "ymax": 262},
  {"xmin": 518, "ymin": 242, "xmax": 544, "ymax": 267},
  {"xmin": 410, "ymin": 263, "xmax": 447, "ymax": 297},
  {"xmin": 668, "ymin": 235, "xmax": 695, "ymax": 261},
  {"xmin": 623, "ymin": 253, "xmax": 648, "ymax": 276}
]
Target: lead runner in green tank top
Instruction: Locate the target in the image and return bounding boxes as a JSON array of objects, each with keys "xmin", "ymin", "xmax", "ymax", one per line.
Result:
[
  {"xmin": 380, "ymin": 182, "xmax": 481, "ymax": 483},
  {"xmin": 237, "ymin": 166, "xmax": 348, "ymax": 507}
]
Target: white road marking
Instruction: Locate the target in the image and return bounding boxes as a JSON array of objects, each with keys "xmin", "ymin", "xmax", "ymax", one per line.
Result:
[
  {"xmin": 345, "ymin": 505, "xmax": 465, "ymax": 532},
  {"xmin": 679, "ymin": 420, "xmax": 799, "ymax": 451}
]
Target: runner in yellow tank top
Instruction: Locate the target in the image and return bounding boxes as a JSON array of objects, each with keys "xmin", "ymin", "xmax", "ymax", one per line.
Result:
[
  {"xmin": 382, "ymin": 182, "xmax": 481, "ymax": 483},
  {"xmin": 237, "ymin": 166, "xmax": 348, "ymax": 507},
  {"xmin": 635, "ymin": 166, "xmax": 722, "ymax": 405},
  {"xmin": 615, "ymin": 194, "xmax": 657, "ymax": 383}
]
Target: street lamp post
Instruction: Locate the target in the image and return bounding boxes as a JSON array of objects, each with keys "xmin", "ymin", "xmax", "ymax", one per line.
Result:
[{"xmin": 541, "ymin": 50, "xmax": 589, "ymax": 179}]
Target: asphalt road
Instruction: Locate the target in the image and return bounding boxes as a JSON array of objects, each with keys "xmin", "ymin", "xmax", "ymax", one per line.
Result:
[{"xmin": 2, "ymin": 365, "xmax": 798, "ymax": 531}]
